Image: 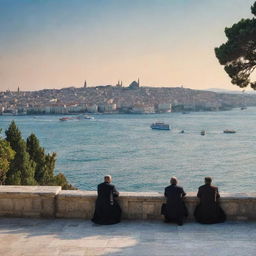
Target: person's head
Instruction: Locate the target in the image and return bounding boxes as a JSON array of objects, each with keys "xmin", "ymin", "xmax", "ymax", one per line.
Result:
[
  {"xmin": 104, "ymin": 175, "xmax": 112, "ymax": 183},
  {"xmin": 205, "ymin": 176, "xmax": 212, "ymax": 185},
  {"xmin": 170, "ymin": 176, "xmax": 178, "ymax": 185}
]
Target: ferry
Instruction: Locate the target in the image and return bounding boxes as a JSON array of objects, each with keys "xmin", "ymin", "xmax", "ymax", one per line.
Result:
[
  {"xmin": 223, "ymin": 129, "xmax": 236, "ymax": 134},
  {"xmin": 200, "ymin": 130, "xmax": 205, "ymax": 136},
  {"xmin": 150, "ymin": 122, "xmax": 170, "ymax": 130}
]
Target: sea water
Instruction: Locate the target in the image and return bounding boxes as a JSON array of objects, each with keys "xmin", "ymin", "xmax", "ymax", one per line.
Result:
[{"xmin": 1, "ymin": 108, "xmax": 256, "ymax": 193}]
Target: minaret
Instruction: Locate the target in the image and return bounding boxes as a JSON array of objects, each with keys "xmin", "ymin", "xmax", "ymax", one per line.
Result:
[
  {"xmin": 17, "ymin": 86, "xmax": 20, "ymax": 93},
  {"xmin": 121, "ymin": 81, "xmax": 123, "ymax": 87},
  {"xmin": 84, "ymin": 80, "xmax": 87, "ymax": 88},
  {"xmin": 137, "ymin": 78, "xmax": 140, "ymax": 86},
  {"xmin": 116, "ymin": 80, "xmax": 122, "ymax": 87}
]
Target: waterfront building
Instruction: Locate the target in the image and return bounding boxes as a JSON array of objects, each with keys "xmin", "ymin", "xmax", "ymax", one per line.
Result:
[
  {"xmin": 66, "ymin": 104, "xmax": 86, "ymax": 113},
  {"xmin": 45, "ymin": 106, "xmax": 51, "ymax": 114},
  {"xmin": 86, "ymin": 104, "xmax": 98, "ymax": 113},
  {"xmin": 104, "ymin": 103, "xmax": 117, "ymax": 112},
  {"xmin": 131, "ymin": 104, "xmax": 155, "ymax": 114},
  {"xmin": 98, "ymin": 103, "xmax": 117, "ymax": 113},
  {"xmin": 156, "ymin": 103, "xmax": 172, "ymax": 113}
]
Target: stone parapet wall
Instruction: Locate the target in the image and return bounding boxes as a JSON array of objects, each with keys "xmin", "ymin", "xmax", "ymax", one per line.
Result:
[
  {"xmin": 0, "ymin": 186, "xmax": 61, "ymax": 218},
  {"xmin": 0, "ymin": 186, "xmax": 256, "ymax": 220},
  {"xmin": 56, "ymin": 190, "xmax": 96, "ymax": 218}
]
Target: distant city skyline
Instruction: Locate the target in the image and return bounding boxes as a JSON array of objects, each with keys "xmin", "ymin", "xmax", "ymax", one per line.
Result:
[{"xmin": 0, "ymin": 0, "xmax": 255, "ymax": 92}]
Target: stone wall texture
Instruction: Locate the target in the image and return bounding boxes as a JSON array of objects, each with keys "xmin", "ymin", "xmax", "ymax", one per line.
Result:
[
  {"xmin": 0, "ymin": 186, "xmax": 256, "ymax": 221},
  {"xmin": 0, "ymin": 186, "xmax": 61, "ymax": 218}
]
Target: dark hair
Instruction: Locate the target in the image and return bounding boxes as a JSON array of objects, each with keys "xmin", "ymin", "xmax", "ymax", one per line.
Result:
[{"xmin": 205, "ymin": 176, "xmax": 212, "ymax": 184}]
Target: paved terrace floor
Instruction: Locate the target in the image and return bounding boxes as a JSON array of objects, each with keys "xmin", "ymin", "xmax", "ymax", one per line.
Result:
[{"xmin": 0, "ymin": 218, "xmax": 255, "ymax": 256}]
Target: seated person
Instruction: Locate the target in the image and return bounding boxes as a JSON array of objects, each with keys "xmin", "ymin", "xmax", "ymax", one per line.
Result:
[
  {"xmin": 194, "ymin": 177, "xmax": 226, "ymax": 224},
  {"xmin": 163, "ymin": 177, "xmax": 188, "ymax": 226},
  {"xmin": 92, "ymin": 175, "xmax": 121, "ymax": 225}
]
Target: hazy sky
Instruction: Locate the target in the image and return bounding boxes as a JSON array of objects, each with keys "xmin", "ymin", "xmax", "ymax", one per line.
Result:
[{"xmin": 0, "ymin": 0, "xmax": 255, "ymax": 91}]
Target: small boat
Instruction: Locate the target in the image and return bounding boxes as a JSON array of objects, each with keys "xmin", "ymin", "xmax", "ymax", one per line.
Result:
[
  {"xmin": 200, "ymin": 130, "xmax": 205, "ymax": 136},
  {"xmin": 76, "ymin": 114, "xmax": 94, "ymax": 120},
  {"xmin": 150, "ymin": 122, "xmax": 170, "ymax": 130},
  {"xmin": 223, "ymin": 129, "xmax": 236, "ymax": 134},
  {"xmin": 240, "ymin": 107, "xmax": 247, "ymax": 110},
  {"xmin": 180, "ymin": 130, "xmax": 185, "ymax": 134},
  {"xmin": 59, "ymin": 117, "xmax": 73, "ymax": 121}
]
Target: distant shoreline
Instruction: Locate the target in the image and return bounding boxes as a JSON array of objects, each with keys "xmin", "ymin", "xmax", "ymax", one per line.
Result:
[
  {"xmin": 1, "ymin": 86, "xmax": 254, "ymax": 115},
  {"xmin": 0, "ymin": 106, "xmax": 246, "ymax": 117}
]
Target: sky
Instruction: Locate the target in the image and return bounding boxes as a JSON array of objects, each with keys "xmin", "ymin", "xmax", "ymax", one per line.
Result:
[{"xmin": 0, "ymin": 0, "xmax": 255, "ymax": 91}]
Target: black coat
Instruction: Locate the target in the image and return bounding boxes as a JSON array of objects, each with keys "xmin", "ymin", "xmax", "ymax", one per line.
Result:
[
  {"xmin": 164, "ymin": 184, "xmax": 188, "ymax": 222},
  {"xmin": 92, "ymin": 182, "xmax": 121, "ymax": 225},
  {"xmin": 194, "ymin": 184, "xmax": 226, "ymax": 224}
]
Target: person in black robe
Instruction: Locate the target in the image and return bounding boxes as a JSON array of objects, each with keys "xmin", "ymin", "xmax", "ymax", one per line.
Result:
[
  {"xmin": 194, "ymin": 177, "xmax": 226, "ymax": 224},
  {"xmin": 163, "ymin": 177, "xmax": 188, "ymax": 226},
  {"xmin": 92, "ymin": 175, "xmax": 121, "ymax": 225}
]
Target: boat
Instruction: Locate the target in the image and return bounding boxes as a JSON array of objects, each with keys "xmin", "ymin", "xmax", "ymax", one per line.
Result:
[
  {"xmin": 223, "ymin": 129, "xmax": 236, "ymax": 134},
  {"xmin": 59, "ymin": 117, "xmax": 73, "ymax": 121},
  {"xmin": 150, "ymin": 122, "xmax": 170, "ymax": 130},
  {"xmin": 200, "ymin": 130, "xmax": 205, "ymax": 136},
  {"xmin": 240, "ymin": 107, "xmax": 247, "ymax": 110},
  {"xmin": 76, "ymin": 114, "xmax": 94, "ymax": 120}
]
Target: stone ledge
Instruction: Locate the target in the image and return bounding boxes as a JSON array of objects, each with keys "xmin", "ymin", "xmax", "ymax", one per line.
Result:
[
  {"xmin": 0, "ymin": 186, "xmax": 61, "ymax": 218},
  {"xmin": 56, "ymin": 190, "xmax": 256, "ymax": 220},
  {"xmin": 0, "ymin": 187, "xmax": 256, "ymax": 220},
  {"xmin": 0, "ymin": 186, "xmax": 62, "ymax": 196},
  {"xmin": 57, "ymin": 190, "xmax": 256, "ymax": 200}
]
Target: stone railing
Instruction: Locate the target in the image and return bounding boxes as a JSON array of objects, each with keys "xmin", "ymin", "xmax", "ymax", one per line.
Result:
[{"xmin": 0, "ymin": 186, "xmax": 256, "ymax": 221}]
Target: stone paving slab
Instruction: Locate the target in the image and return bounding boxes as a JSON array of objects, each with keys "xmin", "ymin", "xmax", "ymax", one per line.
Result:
[{"xmin": 0, "ymin": 218, "xmax": 255, "ymax": 256}]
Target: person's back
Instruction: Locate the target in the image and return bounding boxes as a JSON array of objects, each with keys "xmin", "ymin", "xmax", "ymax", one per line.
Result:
[
  {"xmin": 165, "ymin": 184, "xmax": 185, "ymax": 205},
  {"xmin": 97, "ymin": 182, "xmax": 116, "ymax": 202},
  {"xmin": 92, "ymin": 175, "xmax": 121, "ymax": 225},
  {"xmin": 194, "ymin": 177, "xmax": 226, "ymax": 224},
  {"xmin": 163, "ymin": 177, "xmax": 187, "ymax": 226},
  {"xmin": 198, "ymin": 184, "xmax": 219, "ymax": 206}
]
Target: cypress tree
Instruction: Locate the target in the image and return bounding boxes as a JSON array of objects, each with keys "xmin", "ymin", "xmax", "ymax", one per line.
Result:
[
  {"xmin": 5, "ymin": 121, "xmax": 36, "ymax": 185},
  {"xmin": 26, "ymin": 133, "xmax": 57, "ymax": 185},
  {"xmin": 4, "ymin": 121, "xmax": 75, "ymax": 189},
  {"xmin": 5, "ymin": 121, "xmax": 22, "ymax": 152},
  {"xmin": 27, "ymin": 133, "xmax": 47, "ymax": 183},
  {"xmin": 42, "ymin": 152, "xmax": 57, "ymax": 184},
  {"xmin": 0, "ymin": 130, "xmax": 15, "ymax": 185}
]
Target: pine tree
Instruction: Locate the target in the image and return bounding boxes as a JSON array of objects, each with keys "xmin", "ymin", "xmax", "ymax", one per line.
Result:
[
  {"xmin": 215, "ymin": 2, "xmax": 256, "ymax": 89},
  {"xmin": 5, "ymin": 121, "xmax": 36, "ymax": 185}
]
